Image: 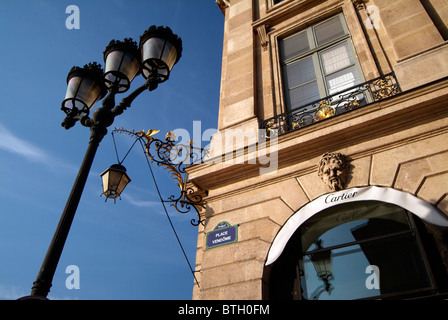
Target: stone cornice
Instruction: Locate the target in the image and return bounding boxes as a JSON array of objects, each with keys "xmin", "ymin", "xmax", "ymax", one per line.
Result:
[
  {"xmin": 252, "ymin": 0, "xmax": 343, "ymax": 30},
  {"xmin": 216, "ymin": 0, "xmax": 230, "ymax": 15}
]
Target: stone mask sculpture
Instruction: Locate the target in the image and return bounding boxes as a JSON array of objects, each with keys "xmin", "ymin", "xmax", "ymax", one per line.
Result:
[{"xmin": 318, "ymin": 152, "xmax": 349, "ymax": 191}]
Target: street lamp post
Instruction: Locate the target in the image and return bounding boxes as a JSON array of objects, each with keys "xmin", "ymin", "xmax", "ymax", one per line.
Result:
[{"xmin": 21, "ymin": 26, "xmax": 182, "ymax": 299}]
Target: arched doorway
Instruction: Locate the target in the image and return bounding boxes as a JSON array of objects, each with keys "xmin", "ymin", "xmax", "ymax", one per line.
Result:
[{"xmin": 264, "ymin": 187, "xmax": 448, "ymax": 300}]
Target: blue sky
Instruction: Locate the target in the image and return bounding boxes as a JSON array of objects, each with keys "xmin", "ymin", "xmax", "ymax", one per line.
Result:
[{"xmin": 0, "ymin": 0, "xmax": 223, "ymax": 300}]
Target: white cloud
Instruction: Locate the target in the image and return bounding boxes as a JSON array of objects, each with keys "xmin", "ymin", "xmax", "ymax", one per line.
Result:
[
  {"xmin": 0, "ymin": 284, "xmax": 78, "ymax": 300},
  {"xmin": 0, "ymin": 284, "xmax": 29, "ymax": 300},
  {"xmin": 0, "ymin": 124, "xmax": 51, "ymax": 163},
  {"xmin": 121, "ymin": 193, "xmax": 161, "ymax": 208},
  {"xmin": 0, "ymin": 123, "xmax": 77, "ymax": 173}
]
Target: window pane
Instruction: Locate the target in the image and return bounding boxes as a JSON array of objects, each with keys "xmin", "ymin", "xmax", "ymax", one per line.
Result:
[
  {"xmin": 284, "ymin": 56, "xmax": 316, "ymax": 88},
  {"xmin": 302, "ymin": 202, "xmax": 412, "ymax": 252},
  {"xmin": 320, "ymin": 42, "xmax": 354, "ymax": 75},
  {"xmin": 301, "ymin": 233, "xmax": 432, "ymax": 300},
  {"xmin": 288, "ymin": 81, "xmax": 320, "ymax": 110},
  {"xmin": 302, "ymin": 243, "xmax": 379, "ymax": 300},
  {"xmin": 281, "ymin": 31, "xmax": 310, "ymax": 61},
  {"xmin": 326, "ymin": 66, "xmax": 361, "ymax": 95},
  {"xmin": 314, "ymin": 16, "xmax": 346, "ymax": 46}
]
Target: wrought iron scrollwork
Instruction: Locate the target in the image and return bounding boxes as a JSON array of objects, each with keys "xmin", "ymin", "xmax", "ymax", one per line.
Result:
[
  {"xmin": 113, "ymin": 128, "xmax": 207, "ymax": 226},
  {"xmin": 260, "ymin": 72, "xmax": 401, "ymax": 139}
]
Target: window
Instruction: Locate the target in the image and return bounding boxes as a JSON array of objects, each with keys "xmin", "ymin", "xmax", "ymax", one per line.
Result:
[
  {"xmin": 268, "ymin": 201, "xmax": 448, "ymax": 300},
  {"xmin": 279, "ymin": 14, "xmax": 364, "ymax": 111}
]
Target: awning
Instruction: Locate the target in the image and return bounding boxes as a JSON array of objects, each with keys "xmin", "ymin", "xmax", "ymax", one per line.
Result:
[{"xmin": 265, "ymin": 186, "xmax": 448, "ymax": 266}]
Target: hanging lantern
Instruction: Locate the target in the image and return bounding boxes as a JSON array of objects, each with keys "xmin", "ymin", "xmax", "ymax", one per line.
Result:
[{"xmin": 100, "ymin": 164, "xmax": 131, "ymax": 201}]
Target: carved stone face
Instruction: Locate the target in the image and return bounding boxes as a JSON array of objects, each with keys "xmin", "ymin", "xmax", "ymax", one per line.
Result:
[{"xmin": 318, "ymin": 153, "xmax": 348, "ymax": 191}]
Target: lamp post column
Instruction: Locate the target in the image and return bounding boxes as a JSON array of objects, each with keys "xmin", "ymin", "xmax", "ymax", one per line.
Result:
[
  {"xmin": 29, "ymin": 123, "xmax": 108, "ymax": 299},
  {"xmin": 21, "ymin": 25, "xmax": 182, "ymax": 300}
]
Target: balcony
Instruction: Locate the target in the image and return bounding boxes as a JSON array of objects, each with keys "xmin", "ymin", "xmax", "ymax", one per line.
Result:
[{"xmin": 260, "ymin": 73, "xmax": 401, "ymax": 138}]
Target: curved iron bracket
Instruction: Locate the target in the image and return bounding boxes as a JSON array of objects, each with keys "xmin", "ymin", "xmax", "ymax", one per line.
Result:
[{"xmin": 113, "ymin": 128, "xmax": 207, "ymax": 226}]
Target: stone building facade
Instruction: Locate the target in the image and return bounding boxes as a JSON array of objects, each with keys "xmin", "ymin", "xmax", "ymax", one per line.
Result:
[{"xmin": 188, "ymin": 0, "xmax": 448, "ymax": 299}]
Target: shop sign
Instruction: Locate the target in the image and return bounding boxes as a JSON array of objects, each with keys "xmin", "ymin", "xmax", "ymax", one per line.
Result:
[{"xmin": 206, "ymin": 221, "xmax": 238, "ymax": 249}]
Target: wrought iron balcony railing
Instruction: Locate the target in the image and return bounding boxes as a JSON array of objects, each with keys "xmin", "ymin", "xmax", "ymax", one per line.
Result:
[{"xmin": 260, "ymin": 72, "xmax": 401, "ymax": 139}]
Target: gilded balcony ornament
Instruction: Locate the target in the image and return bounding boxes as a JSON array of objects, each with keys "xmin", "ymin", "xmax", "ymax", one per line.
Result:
[
  {"xmin": 345, "ymin": 98, "xmax": 360, "ymax": 110},
  {"xmin": 371, "ymin": 75, "xmax": 400, "ymax": 100},
  {"xmin": 291, "ymin": 121, "xmax": 301, "ymax": 130},
  {"xmin": 259, "ymin": 72, "xmax": 401, "ymax": 137},
  {"xmin": 313, "ymin": 100, "xmax": 336, "ymax": 122},
  {"xmin": 265, "ymin": 120, "xmax": 278, "ymax": 139},
  {"xmin": 374, "ymin": 79, "xmax": 394, "ymax": 99}
]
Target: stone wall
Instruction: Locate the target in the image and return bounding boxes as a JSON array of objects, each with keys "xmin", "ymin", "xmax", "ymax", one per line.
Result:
[{"xmin": 190, "ymin": 0, "xmax": 448, "ymax": 299}]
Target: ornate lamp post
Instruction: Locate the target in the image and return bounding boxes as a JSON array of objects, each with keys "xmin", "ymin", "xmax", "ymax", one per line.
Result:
[{"xmin": 21, "ymin": 26, "xmax": 182, "ymax": 299}]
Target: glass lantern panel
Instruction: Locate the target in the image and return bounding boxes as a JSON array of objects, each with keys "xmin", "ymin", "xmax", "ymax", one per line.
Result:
[
  {"xmin": 65, "ymin": 76, "xmax": 82, "ymax": 99},
  {"xmin": 120, "ymin": 51, "xmax": 140, "ymax": 81},
  {"xmin": 101, "ymin": 171, "xmax": 110, "ymax": 195},
  {"xmin": 159, "ymin": 41, "xmax": 177, "ymax": 71},
  {"xmin": 62, "ymin": 76, "xmax": 90, "ymax": 115},
  {"xmin": 142, "ymin": 37, "xmax": 165, "ymax": 63},
  {"xmin": 105, "ymin": 51, "xmax": 123, "ymax": 74},
  {"xmin": 76, "ymin": 77, "xmax": 103, "ymax": 110},
  {"xmin": 117, "ymin": 173, "xmax": 131, "ymax": 194},
  {"xmin": 141, "ymin": 37, "xmax": 178, "ymax": 72},
  {"xmin": 105, "ymin": 51, "xmax": 140, "ymax": 90}
]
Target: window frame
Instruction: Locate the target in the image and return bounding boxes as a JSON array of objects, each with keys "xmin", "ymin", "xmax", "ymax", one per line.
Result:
[
  {"xmin": 279, "ymin": 13, "xmax": 366, "ymax": 112},
  {"xmin": 270, "ymin": 0, "xmax": 288, "ymax": 9}
]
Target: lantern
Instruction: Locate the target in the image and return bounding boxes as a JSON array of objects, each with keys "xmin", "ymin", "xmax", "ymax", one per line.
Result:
[
  {"xmin": 100, "ymin": 164, "xmax": 131, "ymax": 201},
  {"xmin": 103, "ymin": 38, "xmax": 140, "ymax": 93},
  {"xmin": 139, "ymin": 25, "xmax": 182, "ymax": 83},
  {"xmin": 61, "ymin": 62, "xmax": 107, "ymax": 117}
]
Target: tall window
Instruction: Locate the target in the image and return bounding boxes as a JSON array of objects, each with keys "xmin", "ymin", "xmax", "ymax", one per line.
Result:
[{"xmin": 279, "ymin": 14, "xmax": 364, "ymax": 111}]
